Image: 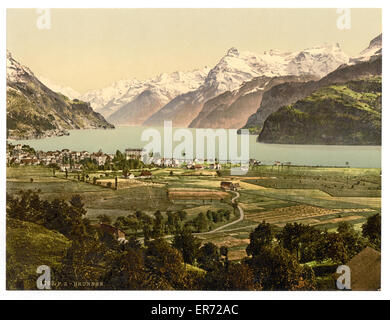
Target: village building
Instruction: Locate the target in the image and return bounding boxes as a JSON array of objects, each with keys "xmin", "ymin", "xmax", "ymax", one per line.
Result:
[
  {"xmin": 91, "ymin": 150, "xmax": 107, "ymax": 166},
  {"xmin": 72, "ymin": 164, "xmax": 83, "ymax": 171},
  {"xmin": 125, "ymin": 148, "xmax": 147, "ymax": 160},
  {"xmin": 94, "ymin": 223, "xmax": 127, "ymax": 242},
  {"xmin": 140, "ymin": 170, "xmax": 152, "ymax": 177},
  {"xmin": 220, "ymin": 181, "xmax": 240, "ymax": 191},
  {"xmin": 152, "ymin": 158, "xmax": 163, "ymax": 166},
  {"xmin": 172, "ymin": 159, "xmax": 180, "ymax": 167},
  {"xmin": 60, "ymin": 164, "xmax": 71, "ymax": 172},
  {"xmin": 210, "ymin": 163, "xmax": 222, "ymax": 170}
]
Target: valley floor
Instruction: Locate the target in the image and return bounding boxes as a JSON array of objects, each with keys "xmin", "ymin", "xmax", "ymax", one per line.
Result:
[{"xmin": 7, "ymin": 165, "xmax": 381, "ymax": 264}]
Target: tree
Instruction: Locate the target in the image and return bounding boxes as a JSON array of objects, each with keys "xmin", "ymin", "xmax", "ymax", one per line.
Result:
[
  {"xmin": 166, "ymin": 211, "xmax": 181, "ymax": 233},
  {"xmin": 55, "ymin": 237, "xmax": 109, "ymax": 288},
  {"xmin": 337, "ymin": 222, "xmax": 367, "ymax": 260},
  {"xmin": 114, "ymin": 150, "xmax": 125, "ymax": 162},
  {"xmin": 102, "ymin": 248, "xmax": 150, "ymax": 289},
  {"xmin": 114, "ymin": 216, "xmax": 129, "ymax": 229},
  {"xmin": 144, "ymin": 239, "xmax": 186, "ymax": 289},
  {"xmin": 246, "ymin": 221, "xmax": 273, "ymax": 257},
  {"xmin": 97, "ymin": 214, "xmax": 111, "ymax": 225},
  {"xmin": 249, "ymin": 245, "xmax": 316, "ymax": 290},
  {"xmin": 126, "ymin": 215, "xmax": 140, "ymax": 237},
  {"xmin": 140, "ymin": 214, "xmax": 154, "ymax": 242},
  {"xmin": 192, "ymin": 212, "xmax": 209, "ymax": 232},
  {"xmin": 197, "ymin": 242, "xmax": 221, "ymax": 271},
  {"xmin": 323, "ymin": 232, "xmax": 349, "ymax": 264},
  {"xmin": 177, "ymin": 210, "xmax": 187, "ymax": 221},
  {"xmin": 362, "ymin": 213, "xmax": 381, "ymax": 249},
  {"xmin": 204, "ymin": 263, "xmax": 260, "ymax": 290},
  {"xmin": 6, "ymin": 191, "xmax": 88, "ymax": 240},
  {"xmin": 277, "ymin": 223, "xmax": 322, "ymax": 262},
  {"xmin": 172, "ymin": 228, "xmax": 200, "ymax": 265},
  {"xmin": 220, "ymin": 246, "xmax": 229, "ymax": 268},
  {"xmin": 152, "ymin": 210, "xmax": 164, "ymax": 238}
]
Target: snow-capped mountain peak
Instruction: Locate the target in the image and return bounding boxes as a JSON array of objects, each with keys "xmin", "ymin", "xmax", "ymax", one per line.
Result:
[
  {"xmin": 350, "ymin": 34, "xmax": 382, "ymax": 64},
  {"xmin": 203, "ymin": 42, "xmax": 349, "ymax": 96},
  {"xmin": 81, "ymin": 66, "xmax": 211, "ymax": 118},
  {"xmin": 7, "ymin": 51, "xmax": 82, "ymax": 101},
  {"xmin": 38, "ymin": 76, "xmax": 81, "ymax": 100},
  {"xmin": 226, "ymin": 47, "xmax": 240, "ymax": 57},
  {"xmin": 287, "ymin": 43, "xmax": 349, "ymax": 77},
  {"xmin": 6, "ymin": 50, "xmax": 36, "ymax": 83}
]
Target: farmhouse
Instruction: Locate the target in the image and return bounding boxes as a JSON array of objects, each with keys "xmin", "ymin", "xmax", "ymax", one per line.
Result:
[
  {"xmin": 94, "ymin": 223, "xmax": 126, "ymax": 241},
  {"xmin": 220, "ymin": 181, "xmax": 240, "ymax": 191},
  {"xmin": 140, "ymin": 170, "xmax": 152, "ymax": 177}
]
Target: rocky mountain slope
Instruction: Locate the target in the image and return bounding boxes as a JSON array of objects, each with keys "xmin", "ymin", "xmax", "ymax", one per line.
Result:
[
  {"xmin": 144, "ymin": 44, "xmax": 349, "ymax": 127},
  {"xmin": 6, "ymin": 51, "xmax": 114, "ymax": 140},
  {"xmin": 258, "ymin": 77, "xmax": 381, "ymax": 145},
  {"xmin": 189, "ymin": 74, "xmax": 318, "ymax": 129},
  {"xmin": 350, "ymin": 33, "xmax": 382, "ymax": 64},
  {"xmin": 38, "ymin": 76, "xmax": 81, "ymax": 100},
  {"xmin": 242, "ymin": 36, "xmax": 382, "ymax": 135},
  {"xmin": 81, "ymin": 67, "xmax": 210, "ymax": 123}
]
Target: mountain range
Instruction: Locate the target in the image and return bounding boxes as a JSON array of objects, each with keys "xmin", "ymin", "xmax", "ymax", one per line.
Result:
[
  {"xmin": 242, "ymin": 34, "xmax": 382, "ymax": 136},
  {"xmin": 8, "ymin": 33, "xmax": 382, "ymax": 145},
  {"xmin": 105, "ymin": 68, "xmax": 210, "ymax": 125},
  {"xmin": 6, "ymin": 51, "xmax": 114, "ymax": 140},
  {"xmin": 48, "ymin": 42, "xmax": 349, "ymax": 128},
  {"xmin": 143, "ymin": 44, "xmax": 349, "ymax": 127}
]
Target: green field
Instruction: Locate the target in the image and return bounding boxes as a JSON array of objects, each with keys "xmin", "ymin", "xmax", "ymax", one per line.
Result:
[
  {"xmin": 7, "ymin": 165, "xmax": 381, "ymax": 261},
  {"xmin": 6, "ymin": 217, "xmax": 71, "ymax": 290}
]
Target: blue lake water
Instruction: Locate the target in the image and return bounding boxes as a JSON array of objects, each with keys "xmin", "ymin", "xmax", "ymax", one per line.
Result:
[{"xmin": 9, "ymin": 126, "xmax": 381, "ymax": 168}]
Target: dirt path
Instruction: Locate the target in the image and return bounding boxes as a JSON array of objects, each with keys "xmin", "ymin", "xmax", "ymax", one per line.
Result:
[{"xmin": 194, "ymin": 191, "xmax": 244, "ymax": 235}]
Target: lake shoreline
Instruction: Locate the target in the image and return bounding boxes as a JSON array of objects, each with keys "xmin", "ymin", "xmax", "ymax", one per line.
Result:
[{"xmin": 7, "ymin": 126, "xmax": 381, "ymax": 168}]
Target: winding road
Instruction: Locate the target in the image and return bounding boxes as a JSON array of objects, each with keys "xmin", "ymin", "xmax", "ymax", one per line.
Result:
[{"xmin": 195, "ymin": 191, "xmax": 244, "ymax": 235}]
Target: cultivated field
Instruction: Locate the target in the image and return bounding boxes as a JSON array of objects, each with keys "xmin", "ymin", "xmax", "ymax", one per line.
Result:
[{"xmin": 7, "ymin": 164, "xmax": 381, "ymax": 261}]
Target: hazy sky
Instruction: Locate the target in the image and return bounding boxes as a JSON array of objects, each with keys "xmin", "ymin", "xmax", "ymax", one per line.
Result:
[{"xmin": 7, "ymin": 8, "xmax": 381, "ymax": 93}]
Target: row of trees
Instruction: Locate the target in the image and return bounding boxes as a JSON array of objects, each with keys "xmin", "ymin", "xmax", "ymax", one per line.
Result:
[
  {"xmin": 98, "ymin": 210, "xmax": 189, "ymax": 239},
  {"xmin": 7, "ymin": 190, "xmax": 90, "ymax": 240},
  {"xmin": 186, "ymin": 209, "xmax": 235, "ymax": 233},
  {"xmin": 98, "ymin": 207, "xmax": 235, "ymax": 237},
  {"xmin": 247, "ymin": 218, "xmax": 380, "ymax": 265}
]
